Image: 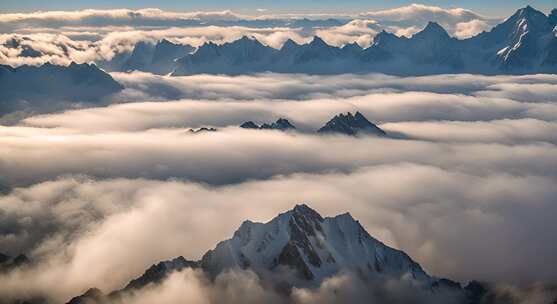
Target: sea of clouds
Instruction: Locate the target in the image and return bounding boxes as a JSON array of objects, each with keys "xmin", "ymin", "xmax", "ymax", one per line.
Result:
[
  {"xmin": 1, "ymin": 4, "xmax": 557, "ymax": 303},
  {"xmin": 1, "ymin": 71, "xmax": 556, "ymax": 303},
  {"xmin": 0, "ymin": 4, "xmax": 500, "ymax": 67}
]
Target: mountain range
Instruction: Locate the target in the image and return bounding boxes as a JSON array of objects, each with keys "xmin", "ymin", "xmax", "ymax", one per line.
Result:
[
  {"xmin": 169, "ymin": 6, "xmax": 557, "ymax": 75},
  {"xmin": 118, "ymin": 39, "xmax": 195, "ymax": 75},
  {"xmin": 65, "ymin": 204, "xmax": 476, "ymax": 304},
  {"xmin": 0, "ymin": 62, "xmax": 123, "ymax": 115},
  {"xmin": 1, "ymin": 6, "xmax": 556, "ymax": 78}
]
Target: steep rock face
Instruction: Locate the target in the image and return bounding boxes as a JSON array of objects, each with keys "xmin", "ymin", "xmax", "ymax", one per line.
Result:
[
  {"xmin": 549, "ymin": 9, "xmax": 557, "ymax": 29},
  {"xmin": 121, "ymin": 41, "xmax": 156, "ymax": 72},
  {"xmin": 273, "ymin": 37, "xmax": 344, "ymax": 71},
  {"xmin": 318, "ymin": 112, "xmax": 386, "ymax": 136},
  {"xmin": 150, "ymin": 39, "xmax": 194, "ymax": 73},
  {"xmin": 173, "ymin": 37, "xmax": 276, "ymax": 75},
  {"xmin": 465, "ymin": 5, "xmax": 554, "ymax": 72},
  {"xmin": 542, "ymin": 35, "xmax": 557, "ymax": 67},
  {"xmin": 201, "ymin": 204, "xmax": 429, "ymax": 286},
  {"xmin": 121, "ymin": 40, "xmax": 194, "ymax": 74}
]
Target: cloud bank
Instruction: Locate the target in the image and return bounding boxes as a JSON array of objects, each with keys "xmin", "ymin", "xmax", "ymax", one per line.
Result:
[
  {"xmin": 0, "ymin": 4, "xmax": 501, "ymax": 67},
  {"xmin": 0, "ymin": 17, "xmax": 556, "ymax": 300}
]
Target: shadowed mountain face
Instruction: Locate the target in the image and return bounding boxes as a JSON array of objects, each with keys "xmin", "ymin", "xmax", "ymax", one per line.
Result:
[
  {"xmin": 0, "ymin": 62, "xmax": 123, "ymax": 115},
  {"xmin": 318, "ymin": 112, "xmax": 386, "ymax": 136},
  {"xmin": 171, "ymin": 6, "xmax": 557, "ymax": 76},
  {"xmin": 120, "ymin": 39, "xmax": 194, "ymax": 75},
  {"xmin": 200, "ymin": 204, "xmax": 430, "ymax": 284}
]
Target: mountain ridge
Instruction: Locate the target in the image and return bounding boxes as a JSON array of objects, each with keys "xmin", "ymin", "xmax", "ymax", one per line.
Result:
[
  {"xmin": 171, "ymin": 6, "xmax": 557, "ymax": 76},
  {"xmin": 65, "ymin": 204, "xmax": 469, "ymax": 304},
  {"xmin": 0, "ymin": 62, "xmax": 123, "ymax": 115}
]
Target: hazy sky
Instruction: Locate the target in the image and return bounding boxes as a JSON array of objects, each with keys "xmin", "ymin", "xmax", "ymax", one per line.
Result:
[{"xmin": 0, "ymin": 0, "xmax": 555, "ymax": 16}]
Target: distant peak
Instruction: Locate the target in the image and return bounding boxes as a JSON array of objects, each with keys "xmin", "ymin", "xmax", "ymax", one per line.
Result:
[
  {"xmin": 309, "ymin": 36, "xmax": 329, "ymax": 47},
  {"xmin": 504, "ymin": 5, "xmax": 551, "ymax": 33},
  {"xmin": 238, "ymin": 35, "xmax": 256, "ymax": 42},
  {"xmin": 342, "ymin": 42, "xmax": 362, "ymax": 50},
  {"xmin": 318, "ymin": 111, "xmax": 386, "ymax": 136},
  {"xmin": 415, "ymin": 21, "xmax": 450, "ymax": 39},
  {"xmin": 354, "ymin": 111, "xmax": 367, "ymax": 119},
  {"xmin": 373, "ymin": 30, "xmax": 400, "ymax": 45},
  {"xmin": 240, "ymin": 121, "xmax": 259, "ymax": 129},
  {"xmin": 282, "ymin": 38, "xmax": 299, "ymax": 48},
  {"xmin": 520, "ymin": 5, "xmax": 538, "ymax": 13},
  {"xmin": 156, "ymin": 38, "xmax": 178, "ymax": 48},
  {"xmin": 511, "ymin": 5, "xmax": 546, "ymax": 20}
]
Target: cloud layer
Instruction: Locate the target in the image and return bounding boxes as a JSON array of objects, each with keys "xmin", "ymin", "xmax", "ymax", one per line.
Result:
[
  {"xmin": 0, "ymin": 4, "xmax": 501, "ymax": 67},
  {"xmin": 1, "ymin": 24, "xmax": 557, "ymax": 301}
]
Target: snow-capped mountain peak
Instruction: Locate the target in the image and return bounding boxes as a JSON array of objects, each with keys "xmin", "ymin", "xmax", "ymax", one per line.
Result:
[
  {"xmin": 66, "ymin": 205, "xmax": 479, "ymax": 304},
  {"xmin": 201, "ymin": 204, "xmax": 429, "ymax": 284},
  {"xmin": 308, "ymin": 36, "xmax": 329, "ymax": 48}
]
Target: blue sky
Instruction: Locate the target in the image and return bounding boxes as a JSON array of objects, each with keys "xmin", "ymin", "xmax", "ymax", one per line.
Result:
[{"xmin": 0, "ymin": 0, "xmax": 555, "ymax": 16}]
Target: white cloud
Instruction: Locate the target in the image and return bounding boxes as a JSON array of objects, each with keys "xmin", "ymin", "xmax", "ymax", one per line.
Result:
[
  {"xmin": 315, "ymin": 19, "xmax": 379, "ymax": 47},
  {"xmin": 361, "ymin": 4, "xmax": 499, "ymax": 37},
  {"xmin": 454, "ymin": 19, "xmax": 490, "ymax": 38},
  {"xmin": 1, "ymin": 163, "xmax": 556, "ymax": 301},
  {"xmin": 361, "ymin": 4, "xmax": 487, "ymax": 24}
]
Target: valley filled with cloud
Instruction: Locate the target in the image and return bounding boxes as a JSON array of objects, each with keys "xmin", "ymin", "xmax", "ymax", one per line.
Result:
[{"xmin": 2, "ymin": 71, "xmax": 557, "ymax": 303}]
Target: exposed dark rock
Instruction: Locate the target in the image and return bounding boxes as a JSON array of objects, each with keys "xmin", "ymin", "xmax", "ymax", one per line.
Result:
[
  {"xmin": 240, "ymin": 118, "xmax": 296, "ymax": 131},
  {"xmin": 66, "ymin": 288, "xmax": 105, "ymax": 304},
  {"xmin": 188, "ymin": 127, "xmax": 217, "ymax": 134},
  {"xmin": 122, "ymin": 256, "xmax": 199, "ymax": 291},
  {"xmin": 277, "ymin": 240, "xmax": 315, "ymax": 280},
  {"xmin": 318, "ymin": 111, "xmax": 386, "ymax": 136},
  {"xmin": 239, "ymin": 121, "xmax": 260, "ymax": 129}
]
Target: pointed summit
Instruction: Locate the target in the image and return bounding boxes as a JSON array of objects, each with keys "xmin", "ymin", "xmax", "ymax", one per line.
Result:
[
  {"xmin": 281, "ymin": 38, "xmax": 300, "ymax": 51},
  {"xmin": 309, "ymin": 36, "xmax": 329, "ymax": 48},
  {"xmin": 413, "ymin": 21, "xmax": 450, "ymax": 40},
  {"xmin": 341, "ymin": 42, "xmax": 363, "ymax": 54},
  {"xmin": 200, "ymin": 204, "xmax": 431, "ymax": 283},
  {"xmin": 503, "ymin": 5, "xmax": 551, "ymax": 34},
  {"xmin": 292, "ymin": 203, "xmax": 324, "ymax": 222},
  {"xmin": 372, "ymin": 30, "xmax": 403, "ymax": 47},
  {"xmin": 318, "ymin": 111, "xmax": 386, "ymax": 136}
]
